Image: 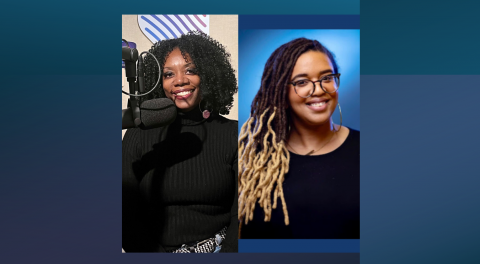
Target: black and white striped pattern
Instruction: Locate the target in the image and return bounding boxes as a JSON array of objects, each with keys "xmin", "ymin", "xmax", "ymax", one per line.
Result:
[{"xmin": 171, "ymin": 227, "xmax": 227, "ymax": 253}]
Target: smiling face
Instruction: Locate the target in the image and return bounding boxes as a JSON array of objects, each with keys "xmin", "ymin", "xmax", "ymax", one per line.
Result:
[
  {"xmin": 162, "ymin": 48, "xmax": 201, "ymax": 113},
  {"xmin": 288, "ymin": 50, "xmax": 338, "ymax": 128}
]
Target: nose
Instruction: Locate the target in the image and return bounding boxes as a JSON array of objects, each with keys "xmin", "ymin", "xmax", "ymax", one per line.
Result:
[
  {"xmin": 173, "ymin": 73, "xmax": 189, "ymax": 86},
  {"xmin": 311, "ymin": 81, "xmax": 326, "ymax": 96}
]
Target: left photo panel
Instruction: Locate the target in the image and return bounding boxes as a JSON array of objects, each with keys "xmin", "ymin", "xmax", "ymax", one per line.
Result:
[{"xmin": 122, "ymin": 15, "xmax": 238, "ymax": 253}]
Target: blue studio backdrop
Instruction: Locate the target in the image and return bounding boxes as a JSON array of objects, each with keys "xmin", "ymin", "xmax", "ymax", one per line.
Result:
[{"xmin": 238, "ymin": 29, "xmax": 360, "ymax": 132}]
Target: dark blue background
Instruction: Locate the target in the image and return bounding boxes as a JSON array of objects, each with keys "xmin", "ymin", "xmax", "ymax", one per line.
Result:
[
  {"xmin": 2, "ymin": 0, "xmax": 480, "ymax": 263},
  {"xmin": 361, "ymin": 0, "xmax": 480, "ymax": 75},
  {"xmin": 239, "ymin": 15, "xmax": 360, "ymax": 29},
  {"xmin": 361, "ymin": 75, "xmax": 480, "ymax": 263},
  {"xmin": 240, "ymin": 239, "xmax": 360, "ymax": 253}
]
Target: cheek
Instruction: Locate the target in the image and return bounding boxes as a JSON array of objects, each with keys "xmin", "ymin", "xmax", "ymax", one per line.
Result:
[
  {"xmin": 330, "ymin": 93, "xmax": 339, "ymax": 106},
  {"xmin": 287, "ymin": 87, "xmax": 297, "ymax": 107},
  {"xmin": 162, "ymin": 78, "xmax": 173, "ymax": 94},
  {"xmin": 162, "ymin": 79, "xmax": 168, "ymax": 91},
  {"xmin": 191, "ymin": 76, "xmax": 201, "ymax": 87},
  {"xmin": 288, "ymin": 86, "xmax": 304, "ymax": 108}
]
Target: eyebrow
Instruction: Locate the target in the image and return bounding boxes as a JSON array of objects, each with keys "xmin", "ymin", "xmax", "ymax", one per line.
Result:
[
  {"xmin": 291, "ymin": 69, "xmax": 333, "ymax": 81},
  {"xmin": 163, "ymin": 63, "xmax": 196, "ymax": 71}
]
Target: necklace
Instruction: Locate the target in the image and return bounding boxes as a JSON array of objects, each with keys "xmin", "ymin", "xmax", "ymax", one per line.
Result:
[{"xmin": 287, "ymin": 131, "xmax": 336, "ymax": 156}]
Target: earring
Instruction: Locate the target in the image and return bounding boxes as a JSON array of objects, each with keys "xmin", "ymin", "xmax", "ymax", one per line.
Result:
[
  {"xmin": 199, "ymin": 100, "xmax": 211, "ymax": 119},
  {"xmin": 333, "ymin": 102, "xmax": 342, "ymax": 132}
]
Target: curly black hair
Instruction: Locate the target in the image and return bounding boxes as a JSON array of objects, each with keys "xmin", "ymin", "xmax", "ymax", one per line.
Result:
[{"xmin": 143, "ymin": 31, "xmax": 237, "ymax": 115}]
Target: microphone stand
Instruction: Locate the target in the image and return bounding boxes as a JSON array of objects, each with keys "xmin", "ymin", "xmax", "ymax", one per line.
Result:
[{"xmin": 122, "ymin": 46, "xmax": 142, "ymax": 127}]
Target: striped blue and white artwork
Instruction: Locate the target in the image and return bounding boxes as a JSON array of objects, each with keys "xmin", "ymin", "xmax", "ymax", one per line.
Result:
[{"xmin": 138, "ymin": 15, "xmax": 210, "ymax": 44}]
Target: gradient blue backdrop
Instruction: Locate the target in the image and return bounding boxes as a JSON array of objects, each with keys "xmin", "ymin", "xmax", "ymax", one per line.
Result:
[
  {"xmin": 1, "ymin": 0, "xmax": 480, "ymax": 263},
  {"xmin": 238, "ymin": 29, "xmax": 360, "ymax": 132}
]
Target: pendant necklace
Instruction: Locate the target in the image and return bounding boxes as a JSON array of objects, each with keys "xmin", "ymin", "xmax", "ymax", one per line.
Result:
[{"xmin": 287, "ymin": 131, "xmax": 336, "ymax": 156}]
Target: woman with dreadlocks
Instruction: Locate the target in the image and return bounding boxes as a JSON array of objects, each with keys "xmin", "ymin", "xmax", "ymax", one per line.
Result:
[
  {"xmin": 122, "ymin": 32, "xmax": 238, "ymax": 252},
  {"xmin": 238, "ymin": 38, "xmax": 359, "ymax": 239}
]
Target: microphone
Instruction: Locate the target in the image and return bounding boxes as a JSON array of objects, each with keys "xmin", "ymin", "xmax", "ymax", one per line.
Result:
[
  {"xmin": 122, "ymin": 39, "xmax": 172, "ymax": 130},
  {"xmin": 122, "ymin": 98, "xmax": 177, "ymax": 130}
]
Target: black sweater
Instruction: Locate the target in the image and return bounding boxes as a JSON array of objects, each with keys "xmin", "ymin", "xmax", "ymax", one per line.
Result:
[
  {"xmin": 122, "ymin": 110, "xmax": 238, "ymax": 252},
  {"xmin": 241, "ymin": 128, "xmax": 360, "ymax": 239}
]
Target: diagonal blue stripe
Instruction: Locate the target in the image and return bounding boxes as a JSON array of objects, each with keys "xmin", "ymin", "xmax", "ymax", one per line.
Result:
[
  {"xmin": 144, "ymin": 27, "xmax": 160, "ymax": 42},
  {"xmin": 174, "ymin": 15, "xmax": 191, "ymax": 31},
  {"xmin": 140, "ymin": 15, "xmax": 169, "ymax": 40},
  {"xmin": 184, "ymin": 15, "xmax": 202, "ymax": 32},
  {"xmin": 151, "ymin": 14, "xmax": 177, "ymax": 38},
  {"xmin": 162, "ymin": 15, "xmax": 184, "ymax": 35}
]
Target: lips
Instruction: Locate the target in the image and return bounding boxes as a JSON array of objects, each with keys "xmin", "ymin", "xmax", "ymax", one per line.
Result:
[
  {"xmin": 306, "ymin": 98, "xmax": 329, "ymax": 111},
  {"xmin": 308, "ymin": 101, "xmax": 327, "ymax": 107},
  {"xmin": 172, "ymin": 88, "xmax": 195, "ymax": 99}
]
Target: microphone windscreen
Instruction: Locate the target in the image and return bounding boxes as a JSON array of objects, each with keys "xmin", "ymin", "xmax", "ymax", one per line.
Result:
[{"xmin": 139, "ymin": 98, "xmax": 177, "ymax": 129}]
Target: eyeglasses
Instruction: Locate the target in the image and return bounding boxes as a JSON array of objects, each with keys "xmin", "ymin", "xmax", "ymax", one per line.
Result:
[{"xmin": 290, "ymin": 73, "xmax": 341, "ymax": 98}]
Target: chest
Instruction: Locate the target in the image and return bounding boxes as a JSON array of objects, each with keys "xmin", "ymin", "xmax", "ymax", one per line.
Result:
[{"xmin": 137, "ymin": 126, "xmax": 236, "ymax": 206}]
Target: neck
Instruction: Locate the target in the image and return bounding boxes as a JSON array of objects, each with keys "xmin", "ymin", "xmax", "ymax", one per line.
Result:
[
  {"xmin": 288, "ymin": 118, "xmax": 336, "ymax": 149},
  {"xmin": 176, "ymin": 107, "xmax": 210, "ymax": 126}
]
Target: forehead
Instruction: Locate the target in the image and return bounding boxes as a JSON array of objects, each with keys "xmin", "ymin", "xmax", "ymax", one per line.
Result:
[
  {"xmin": 164, "ymin": 48, "xmax": 192, "ymax": 66},
  {"xmin": 291, "ymin": 51, "xmax": 333, "ymax": 75}
]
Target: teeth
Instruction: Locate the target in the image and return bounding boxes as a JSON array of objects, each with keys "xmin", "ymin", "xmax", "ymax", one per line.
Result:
[
  {"xmin": 310, "ymin": 102, "xmax": 326, "ymax": 107},
  {"xmin": 176, "ymin": 90, "xmax": 193, "ymax": 96}
]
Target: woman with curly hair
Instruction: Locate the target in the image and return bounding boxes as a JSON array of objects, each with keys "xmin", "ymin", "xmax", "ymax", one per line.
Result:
[
  {"xmin": 122, "ymin": 31, "xmax": 238, "ymax": 253},
  {"xmin": 238, "ymin": 37, "xmax": 359, "ymax": 239}
]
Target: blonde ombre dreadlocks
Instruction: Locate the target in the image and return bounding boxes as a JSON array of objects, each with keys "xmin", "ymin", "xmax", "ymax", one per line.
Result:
[
  {"xmin": 238, "ymin": 38, "xmax": 339, "ymax": 234},
  {"xmin": 238, "ymin": 107, "xmax": 291, "ymax": 226}
]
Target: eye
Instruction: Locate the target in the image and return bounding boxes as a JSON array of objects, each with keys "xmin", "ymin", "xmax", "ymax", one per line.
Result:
[
  {"xmin": 294, "ymin": 80, "xmax": 310, "ymax": 87},
  {"xmin": 322, "ymin": 75, "xmax": 334, "ymax": 82},
  {"xmin": 163, "ymin": 71, "xmax": 174, "ymax": 78},
  {"xmin": 186, "ymin": 68, "xmax": 198, "ymax": 75}
]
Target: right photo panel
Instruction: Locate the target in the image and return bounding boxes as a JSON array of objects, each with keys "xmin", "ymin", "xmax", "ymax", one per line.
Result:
[{"xmin": 238, "ymin": 15, "xmax": 360, "ymax": 254}]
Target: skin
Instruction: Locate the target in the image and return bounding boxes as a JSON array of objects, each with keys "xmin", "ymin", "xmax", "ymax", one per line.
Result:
[
  {"xmin": 287, "ymin": 50, "xmax": 349, "ymax": 155},
  {"xmin": 162, "ymin": 48, "xmax": 202, "ymax": 113}
]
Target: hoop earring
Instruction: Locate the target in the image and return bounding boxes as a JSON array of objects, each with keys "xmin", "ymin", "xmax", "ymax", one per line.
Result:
[
  {"xmin": 199, "ymin": 100, "xmax": 211, "ymax": 119},
  {"xmin": 333, "ymin": 102, "xmax": 342, "ymax": 132}
]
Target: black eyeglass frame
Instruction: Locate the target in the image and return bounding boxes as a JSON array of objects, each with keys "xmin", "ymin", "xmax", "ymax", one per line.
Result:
[{"xmin": 290, "ymin": 73, "xmax": 341, "ymax": 98}]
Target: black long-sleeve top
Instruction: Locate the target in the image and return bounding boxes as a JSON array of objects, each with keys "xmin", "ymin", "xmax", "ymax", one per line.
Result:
[
  {"xmin": 241, "ymin": 128, "xmax": 360, "ymax": 239},
  {"xmin": 122, "ymin": 110, "xmax": 238, "ymax": 252}
]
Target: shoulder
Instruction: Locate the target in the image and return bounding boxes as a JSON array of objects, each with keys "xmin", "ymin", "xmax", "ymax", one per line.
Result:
[
  {"xmin": 344, "ymin": 127, "xmax": 360, "ymax": 148},
  {"xmin": 209, "ymin": 114, "xmax": 238, "ymax": 133},
  {"xmin": 208, "ymin": 115, "xmax": 238, "ymax": 150},
  {"xmin": 122, "ymin": 128, "xmax": 142, "ymax": 159},
  {"xmin": 122, "ymin": 126, "xmax": 165, "ymax": 150},
  {"xmin": 213, "ymin": 114, "xmax": 238, "ymax": 125},
  {"xmin": 123, "ymin": 126, "xmax": 163, "ymax": 142},
  {"xmin": 347, "ymin": 127, "xmax": 360, "ymax": 138},
  {"xmin": 123, "ymin": 128, "xmax": 141, "ymax": 143}
]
